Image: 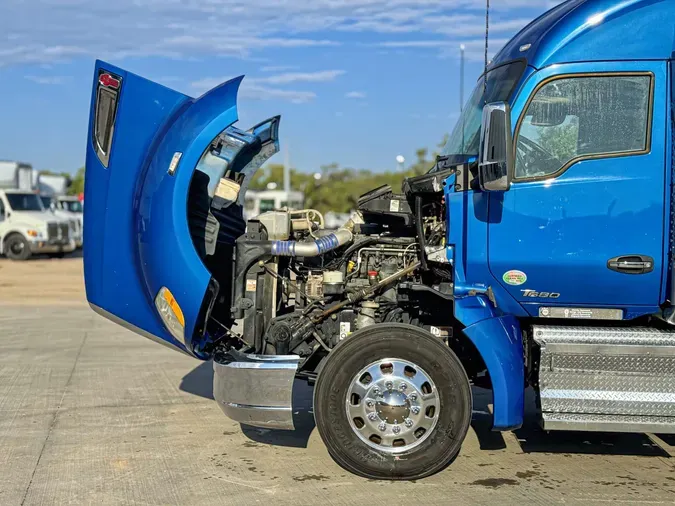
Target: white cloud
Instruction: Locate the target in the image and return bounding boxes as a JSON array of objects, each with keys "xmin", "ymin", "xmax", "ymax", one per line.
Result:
[
  {"xmin": 24, "ymin": 75, "xmax": 71, "ymax": 85},
  {"xmin": 345, "ymin": 91, "xmax": 366, "ymax": 99},
  {"xmin": 241, "ymin": 85, "xmax": 317, "ymax": 104},
  {"xmin": 191, "ymin": 69, "xmax": 345, "ymax": 103},
  {"xmin": 0, "ymin": 0, "xmax": 555, "ymax": 67},
  {"xmin": 260, "ymin": 65, "xmax": 298, "ymax": 72},
  {"xmin": 259, "ymin": 70, "xmax": 346, "ymax": 85},
  {"xmin": 378, "ymin": 37, "xmax": 510, "ymax": 61},
  {"xmin": 378, "ymin": 40, "xmax": 448, "ymax": 48}
]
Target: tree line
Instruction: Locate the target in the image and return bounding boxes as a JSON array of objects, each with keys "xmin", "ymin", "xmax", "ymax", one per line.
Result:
[
  {"xmin": 63, "ymin": 136, "xmax": 446, "ymax": 211},
  {"xmin": 249, "ymin": 138, "xmax": 447, "ymax": 214}
]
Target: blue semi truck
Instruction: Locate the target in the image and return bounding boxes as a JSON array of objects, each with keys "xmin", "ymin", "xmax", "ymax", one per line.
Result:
[{"xmin": 84, "ymin": 0, "xmax": 675, "ymax": 480}]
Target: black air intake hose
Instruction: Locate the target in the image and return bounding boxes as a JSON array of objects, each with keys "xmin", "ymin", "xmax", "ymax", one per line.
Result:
[{"xmin": 415, "ymin": 196, "xmax": 428, "ymax": 271}]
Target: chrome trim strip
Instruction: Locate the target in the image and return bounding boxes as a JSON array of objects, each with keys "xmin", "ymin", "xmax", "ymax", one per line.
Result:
[{"xmin": 543, "ymin": 413, "xmax": 675, "ymax": 434}]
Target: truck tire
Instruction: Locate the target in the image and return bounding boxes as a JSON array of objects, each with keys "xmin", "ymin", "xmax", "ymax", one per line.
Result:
[
  {"xmin": 4, "ymin": 234, "xmax": 32, "ymax": 261},
  {"xmin": 313, "ymin": 323, "xmax": 472, "ymax": 480}
]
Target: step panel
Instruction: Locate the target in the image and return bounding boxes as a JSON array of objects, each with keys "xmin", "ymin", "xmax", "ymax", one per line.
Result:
[{"xmin": 533, "ymin": 325, "xmax": 675, "ymax": 425}]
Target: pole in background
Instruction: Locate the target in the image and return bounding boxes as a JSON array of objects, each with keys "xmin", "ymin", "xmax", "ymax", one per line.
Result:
[
  {"xmin": 283, "ymin": 144, "xmax": 291, "ymax": 195},
  {"xmin": 459, "ymin": 44, "xmax": 465, "ymax": 113},
  {"xmin": 460, "ymin": 44, "xmax": 466, "ymax": 153}
]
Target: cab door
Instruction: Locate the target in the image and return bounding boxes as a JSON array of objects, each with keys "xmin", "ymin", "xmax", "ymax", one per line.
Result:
[{"xmin": 488, "ymin": 61, "xmax": 667, "ymax": 312}]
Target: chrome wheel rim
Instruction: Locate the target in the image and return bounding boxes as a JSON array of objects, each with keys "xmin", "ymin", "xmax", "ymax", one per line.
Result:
[{"xmin": 345, "ymin": 358, "xmax": 440, "ymax": 453}]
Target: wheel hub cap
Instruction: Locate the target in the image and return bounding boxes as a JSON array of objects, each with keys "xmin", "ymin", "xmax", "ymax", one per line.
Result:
[
  {"xmin": 345, "ymin": 358, "xmax": 440, "ymax": 453},
  {"xmin": 376, "ymin": 391, "xmax": 410, "ymax": 424}
]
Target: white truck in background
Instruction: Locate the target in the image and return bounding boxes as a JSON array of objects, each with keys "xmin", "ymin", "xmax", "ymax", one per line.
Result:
[
  {"xmin": 0, "ymin": 161, "xmax": 33, "ymax": 190},
  {"xmin": 0, "ymin": 162, "xmax": 76, "ymax": 260},
  {"xmin": 243, "ymin": 189, "xmax": 304, "ymax": 221},
  {"xmin": 36, "ymin": 173, "xmax": 83, "ymax": 248}
]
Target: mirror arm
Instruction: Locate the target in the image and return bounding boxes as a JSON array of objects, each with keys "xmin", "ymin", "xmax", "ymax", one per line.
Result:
[{"xmin": 478, "ymin": 101, "xmax": 514, "ymax": 192}]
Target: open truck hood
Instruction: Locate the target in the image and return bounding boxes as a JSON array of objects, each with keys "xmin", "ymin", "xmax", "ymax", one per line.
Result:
[{"xmin": 84, "ymin": 61, "xmax": 279, "ymax": 359}]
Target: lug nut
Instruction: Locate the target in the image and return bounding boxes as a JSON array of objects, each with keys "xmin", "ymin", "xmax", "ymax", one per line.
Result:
[
  {"xmin": 366, "ymin": 400, "xmax": 375, "ymax": 408},
  {"xmin": 399, "ymin": 382, "xmax": 407, "ymax": 391},
  {"xmin": 405, "ymin": 419, "xmax": 414, "ymax": 428},
  {"xmin": 372, "ymin": 387, "xmax": 380, "ymax": 395},
  {"xmin": 378, "ymin": 422, "xmax": 387, "ymax": 432},
  {"xmin": 368, "ymin": 413, "xmax": 378, "ymax": 421},
  {"xmin": 411, "ymin": 406, "xmax": 421, "ymax": 415},
  {"xmin": 385, "ymin": 381, "xmax": 393, "ymax": 390},
  {"xmin": 392, "ymin": 425, "xmax": 401, "ymax": 434},
  {"xmin": 409, "ymin": 393, "xmax": 417, "ymax": 401}
]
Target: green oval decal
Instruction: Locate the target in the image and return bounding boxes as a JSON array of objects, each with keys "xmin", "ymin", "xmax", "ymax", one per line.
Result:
[{"xmin": 503, "ymin": 270, "xmax": 527, "ymax": 286}]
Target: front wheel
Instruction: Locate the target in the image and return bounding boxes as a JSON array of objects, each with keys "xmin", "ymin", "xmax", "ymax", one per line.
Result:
[
  {"xmin": 4, "ymin": 234, "xmax": 32, "ymax": 261},
  {"xmin": 313, "ymin": 323, "xmax": 472, "ymax": 480}
]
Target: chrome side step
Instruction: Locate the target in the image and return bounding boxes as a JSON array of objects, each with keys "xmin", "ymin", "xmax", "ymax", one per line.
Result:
[
  {"xmin": 533, "ymin": 326, "xmax": 675, "ymax": 433},
  {"xmin": 213, "ymin": 350, "xmax": 300, "ymax": 430},
  {"xmin": 543, "ymin": 412, "xmax": 675, "ymax": 434}
]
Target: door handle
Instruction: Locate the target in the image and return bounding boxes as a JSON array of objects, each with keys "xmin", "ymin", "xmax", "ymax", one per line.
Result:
[{"xmin": 607, "ymin": 255, "xmax": 654, "ymax": 275}]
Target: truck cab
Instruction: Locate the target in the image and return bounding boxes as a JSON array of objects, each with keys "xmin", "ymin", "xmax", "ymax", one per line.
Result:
[{"xmin": 83, "ymin": 0, "xmax": 675, "ymax": 481}]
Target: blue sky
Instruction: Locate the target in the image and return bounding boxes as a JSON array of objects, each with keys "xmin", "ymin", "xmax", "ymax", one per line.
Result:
[{"xmin": 0, "ymin": 0, "xmax": 557, "ymax": 175}]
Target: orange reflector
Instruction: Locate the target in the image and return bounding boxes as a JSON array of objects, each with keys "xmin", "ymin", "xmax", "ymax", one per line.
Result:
[{"xmin": 162, "ymin": 288, "xmax": 185, "ymax": 327}]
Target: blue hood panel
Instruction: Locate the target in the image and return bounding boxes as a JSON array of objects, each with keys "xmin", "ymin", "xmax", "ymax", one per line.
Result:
[{"xmin": 84, "ymin": 60, "xmax": 241, "ymax": 357}]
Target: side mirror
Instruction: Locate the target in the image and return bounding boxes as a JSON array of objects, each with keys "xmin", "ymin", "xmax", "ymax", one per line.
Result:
[{"xmin": 478, "ymin": 102, "xmax": 513, "ymax": 192}]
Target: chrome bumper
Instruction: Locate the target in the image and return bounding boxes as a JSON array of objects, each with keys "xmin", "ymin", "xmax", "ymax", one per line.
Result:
[
  {"xmin": 30, "ymin": 239, "xmax": 76, "ymax": 254},
  {"xmin": 213, "ymin": 351, "xmax": 300, "ymax": 430}
]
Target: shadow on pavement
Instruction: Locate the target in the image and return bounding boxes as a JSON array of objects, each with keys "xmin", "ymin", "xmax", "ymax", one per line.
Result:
[
  {"xmin": 471, "ymin": 386, "xmax": 508, "ymax": 450},
  {"xmin": 179, "ymin": 360, "xmax": 214, "ymax": 400},
  {"xmin": 515, "ymin": 425, "xmax": 671, "ymax": 457},
  {"xmin": 180, "ymin": 362, "xmax": 316, "ymax": 448},
  {"xmin": 26, "ymin": 248, "xmax": 83, "ymax": 261},
  {"xmin": 180, "ymin": 362, "xmax": 671, "ymax": 457}
]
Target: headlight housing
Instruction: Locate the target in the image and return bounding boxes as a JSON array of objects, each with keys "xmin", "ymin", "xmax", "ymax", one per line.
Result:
[{"xmin": 154, "ymin": 287, "xmax": 185, "ymax": 345}]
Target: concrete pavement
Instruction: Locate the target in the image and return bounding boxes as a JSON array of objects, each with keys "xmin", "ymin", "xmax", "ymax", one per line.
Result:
[{"xmin": 1, "ymin": 261, "xmax": 675, "ymax": 504}]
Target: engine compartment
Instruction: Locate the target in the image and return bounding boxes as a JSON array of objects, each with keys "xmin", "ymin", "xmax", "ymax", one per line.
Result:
[{"xmin": 189, "ymin": 151, "xmax": 460, "ymax": 379}]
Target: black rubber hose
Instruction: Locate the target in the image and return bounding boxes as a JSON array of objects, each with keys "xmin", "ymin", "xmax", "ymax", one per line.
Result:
[{"xmin": 415, "ymin": 196, "xmax": 428, "ymax": 271}]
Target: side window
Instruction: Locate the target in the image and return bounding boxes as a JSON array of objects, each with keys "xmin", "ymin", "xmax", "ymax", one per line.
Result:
[
  {"xmin": 0, "ymin": 199, "xmax": 5, "ymax": 220},
  {"xmin": 515, "ymin": 74, "xmax": 652, "ymax": 180}
]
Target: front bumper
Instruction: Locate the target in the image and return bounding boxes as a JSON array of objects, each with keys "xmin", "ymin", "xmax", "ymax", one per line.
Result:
[
  {"xmin": 30, "ymin": 239, "xmax": 76, "ymax": 254},
  {"xmin": 213, "ymin": 350, "xmax": 300, "ymax": 430}
]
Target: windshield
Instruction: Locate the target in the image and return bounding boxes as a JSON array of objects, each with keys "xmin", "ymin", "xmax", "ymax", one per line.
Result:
[
  {"xmin": 6, "ymin": 193, "xmax": 44, "ymax": 212},
  {"xmin": 40, "ymin": 196, "xmax": 52, "ymax": 209},
  {"xmin": 61, "ymin": 200, "xmax": 83, "ymax": 213},
  {"xmin": 441, "ymin": 61, "xmax": 526, "ymax": 163}
]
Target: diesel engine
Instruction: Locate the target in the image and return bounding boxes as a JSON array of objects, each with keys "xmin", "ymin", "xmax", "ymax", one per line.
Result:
[{"xmin": 208, "ymin": 165, "xmax": 457, "ymax": 379}]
